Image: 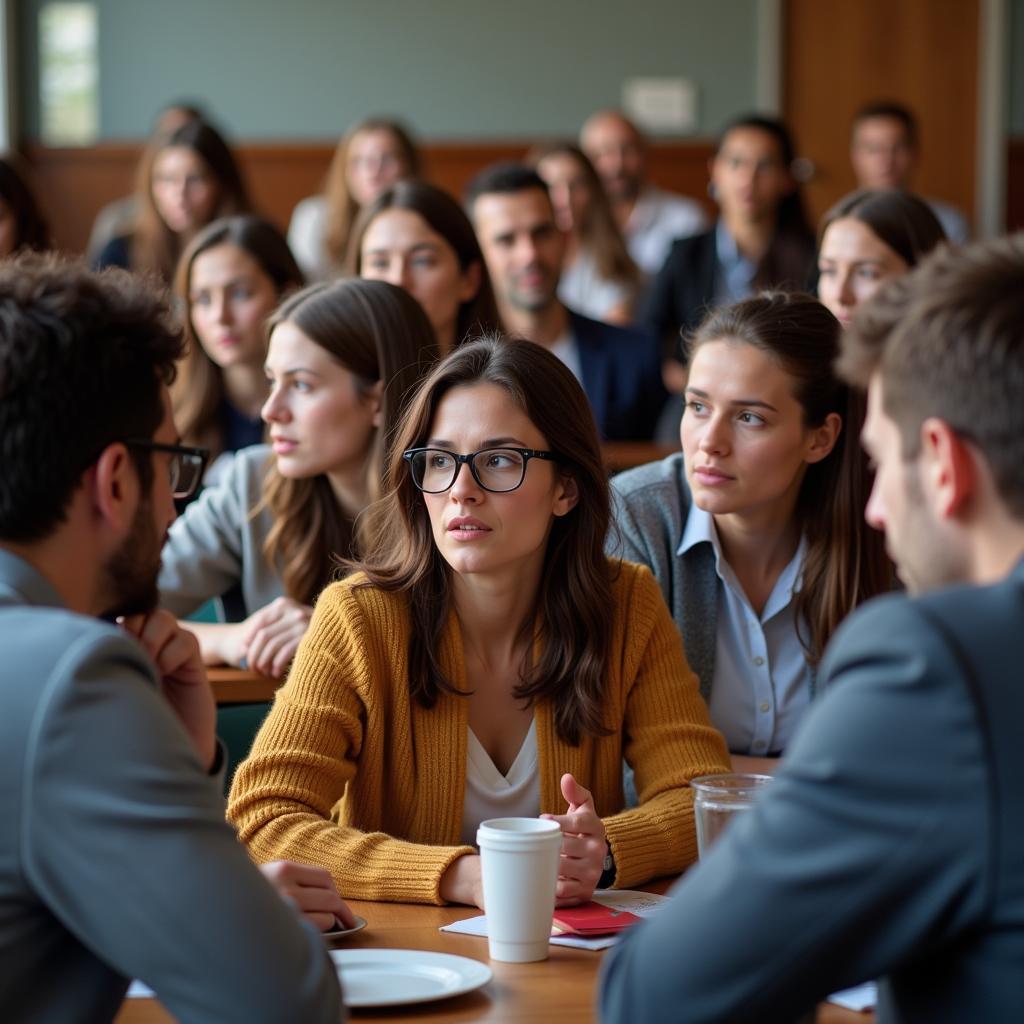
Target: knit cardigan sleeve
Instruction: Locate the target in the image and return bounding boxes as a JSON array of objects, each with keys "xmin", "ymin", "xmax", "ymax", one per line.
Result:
[
  {"xmin": 600, "ymin": 564, "xmax": 730, "ymax": 885},
  {"xmin": 226, "ymin": 582, "xmax": 475, "ymax": 904}
]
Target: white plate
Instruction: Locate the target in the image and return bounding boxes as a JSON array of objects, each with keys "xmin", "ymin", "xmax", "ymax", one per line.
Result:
[
  {"xmin": 329, "ymin": 948, "xmax": 492, "ymax": 1008},
  {"xmin": 323, "ymin": 914, "xmax": 367, "ymax": 941}
]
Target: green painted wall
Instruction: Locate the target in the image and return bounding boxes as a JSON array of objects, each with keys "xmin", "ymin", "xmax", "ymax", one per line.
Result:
[{"xmin": 20, "ymin": 0, "xmax": 761, "ymax": 141}]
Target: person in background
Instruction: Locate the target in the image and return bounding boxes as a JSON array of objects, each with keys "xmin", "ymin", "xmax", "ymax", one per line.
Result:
[
  {"xmin": 608, "ymin": 293, "xmax": 890, "ymax": 774},
  {"xmin": 817, "ymin": 188, "xmax": 946, "ymax": 327},
  {"xmin": 86, "ymin": 101, "xmax": 205, "ymax": 262},
  {"xmin": 530, "ymin": 142, "xmax": 641, "ymax": 325},
  {"xmin": 228, "ymin": 336, "xmax": 729, "ymax": 906},
  {"xmin": 850, "ymin": 101, "xmax": 969, "ymax": 244},
  {"xmin": 600, "ymin": 232, "xmax": 1024, "ymax": 1024},
  {"xmin": 466, "ymin": 163, "xmax": 666, "ymax": 441},
  {"xmin": 580, "ymin": 110, "xmax": 708, "ymax": 276},
  {"xmin": 642, "ymin": 114, "xmax": 817, "ymax": 397},
  {"xmin": 159, "ymin": 279, "xmax": 437, "ymax": 678},
  {"xmin": 0, "ymin": 255, "xmax": 345, "ymax": 1021},
  {"xmin": 351, "ymin": 179, "xmax": 502, "ymax": 354},
  {"xmin": 288, "ymin": 117, "xmax": 420, "ymax": 282},
  {"xmin": 0, "ymin": 156, "xmax": 51, "ymax": 257},
  {"xmin": 93, "ymin": 119, "xmax": 252, "ymax": 284},
  {"xmin": 172, "ymin": 215, "xmax": 304, "ymax": 488}
]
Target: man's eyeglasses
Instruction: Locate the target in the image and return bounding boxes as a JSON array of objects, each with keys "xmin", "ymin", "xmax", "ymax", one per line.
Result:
[
  {"xmin": 403, "ymin": 446, "xmax": 562, "ymax": 494},
  {"xmin": 124, "ymin": 440, "xmax": 209, "ymax": 501}
]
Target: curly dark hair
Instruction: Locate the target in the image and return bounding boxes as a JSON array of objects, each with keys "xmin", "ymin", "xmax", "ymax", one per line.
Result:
[{"xmin": 0, "ymin": 254, "xmax": 183, "ymax": 542}]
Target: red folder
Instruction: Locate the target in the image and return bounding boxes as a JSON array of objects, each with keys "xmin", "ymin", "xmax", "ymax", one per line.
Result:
[{"xmin": 551, "ymin": 902, "xmax": 643, "ymax": 937}]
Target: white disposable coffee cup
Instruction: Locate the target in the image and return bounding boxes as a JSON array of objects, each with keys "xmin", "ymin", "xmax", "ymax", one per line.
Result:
[{"xmin": 476, "ymin": 817, "xmax": 562, "ymax": 963}]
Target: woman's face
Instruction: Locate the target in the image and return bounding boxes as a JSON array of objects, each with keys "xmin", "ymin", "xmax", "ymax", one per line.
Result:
[
  {"xmin": 682, "ymin": 338, "xmax": 839, "ymax": 523},
  {"xmin": 346, "ymin": 129, "xmax": 410, "ymax": 207},
  {"xmin": 151, "ymin": 146, "xmax": 219, "ymax": 234},
  {"xmin": 262, "ymin": 321, "xmax": 380, "ymax": 481},
  {"xmin": 817, "ymin": 217, "xmax": 910, "ymax": 326},
  {"xmin": 420, "ymin": 382, "xmax": 577, "ymax": 581},
  {"xmin": 536, "ymin": 152, "xmax": 593, "ymax": 233},
  {"xmin": 360, "ymin": 208, "xmax": 478, "ymax": 350},
  {"xmin": 710, "ymin": 128, "xmax": 793, "ymax": 225},
  {"xmin": 188, "ymin": 243, "xmax": 280, "ymax": 370}
]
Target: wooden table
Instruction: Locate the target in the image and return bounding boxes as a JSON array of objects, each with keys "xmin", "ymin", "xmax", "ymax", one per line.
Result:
[
  {"xmin": 114, "ymin": 881, "xmax": 870, "ymax": 1023},
  {"xmin": 208, "ymin": 666, "xmax": 279, "ymax": 704}
]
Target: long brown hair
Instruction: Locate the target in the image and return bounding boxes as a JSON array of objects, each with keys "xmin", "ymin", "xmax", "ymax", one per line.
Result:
[
  {"xmin": 358, "ymin": 336, "xmax": 614, "ymax": 746},
  {"xmin": 322, "ymin": 118, "xmax": 421, "ymax": 275},
  {"xmin": 529, "ymin": 141, "xmax": 639, "ymax": 288},
  {"xmin": 348, "ymin": 179, "xmax": 503, "ymax": 350},
  {"xmin": 171, "ymin": 215, "xmax": 304, "ymax": 459},
  {"xmin": 132, "ymin": 120, "xmax": 252, "ymax": 282},
  {"xmin": 687, "ymin": 292, "xmax": 891, "ymax": 664},
  {"xmin": 261, "ymin": 278, "xmax": 438, "ymax": 604}
]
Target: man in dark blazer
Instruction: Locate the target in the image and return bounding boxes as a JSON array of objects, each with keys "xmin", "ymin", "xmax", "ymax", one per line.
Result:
[
  {"xmin": 466, "ymin": 162, "xmax": 666, "ymax": 441},
  {"xmin": 599, "ymin": 236, "xmax": 1024, "ymax": 1023}
]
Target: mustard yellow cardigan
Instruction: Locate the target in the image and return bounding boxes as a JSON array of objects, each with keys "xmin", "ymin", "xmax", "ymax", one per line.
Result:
[{"xmin": 228, "ymin": 560, "xmax": 729, "ymax": 904}]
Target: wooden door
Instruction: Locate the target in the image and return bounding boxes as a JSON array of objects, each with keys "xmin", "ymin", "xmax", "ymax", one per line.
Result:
[{"xmin": 784, "ymin": 0, "xmax": 979, "ymax": 226}]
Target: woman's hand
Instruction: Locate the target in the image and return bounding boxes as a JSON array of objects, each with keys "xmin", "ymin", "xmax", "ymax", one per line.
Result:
[
  {"xmin": 439, "ymin": 854, "xmax": 485, "ymax": 909},
  {"xmin": 259, "ymin": 860, "xmax": 356, "ymax": 932},
  {"xmin": 542, "ymin": 772, "xmax": 608, "ymax": 906},
  {"xmin": 240, "ymin": 597, "xmax": 314, "ymax": 678}
]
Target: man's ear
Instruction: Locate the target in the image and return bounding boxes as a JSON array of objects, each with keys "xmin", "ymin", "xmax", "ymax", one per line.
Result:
[
  {"xmin": 90, "ymin": 443, "xmax": 137, "ymax": 534},
  {"xmin": 919, "ymin": 417, "xmax": 976, "ymax": 519},
  {"xmin": 553, "ymin": 473, "xmax": 580, "ymax": 517}
]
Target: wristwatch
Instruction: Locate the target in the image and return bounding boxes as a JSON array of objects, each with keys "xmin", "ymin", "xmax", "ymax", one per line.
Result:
[{"xmin": 598, "ymin": 840, "xmax": 616, "ymax": 889}]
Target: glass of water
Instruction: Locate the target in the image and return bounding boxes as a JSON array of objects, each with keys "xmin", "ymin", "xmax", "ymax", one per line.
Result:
[{"xmin": 692, "ymin": 773, "xmax": 772, "ymax": 858}]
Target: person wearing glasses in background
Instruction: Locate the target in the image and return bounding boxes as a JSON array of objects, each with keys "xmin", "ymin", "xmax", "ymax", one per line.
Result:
[
  {"xmin": 228, "ymin": 336, "xmax": 729, "ymax": 908},
  {"xmin": 0, "ymin": 257, "xmax": 345, "ymax": 1022}
]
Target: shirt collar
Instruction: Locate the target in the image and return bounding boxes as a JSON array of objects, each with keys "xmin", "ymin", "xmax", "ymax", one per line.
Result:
[
  {"xmin": 0, "ymin": 547, "xmax": 67, "ymax": 610},
  {"xmin": 715, "ymin": 219, "xmax": 745, "ymax": 269}
]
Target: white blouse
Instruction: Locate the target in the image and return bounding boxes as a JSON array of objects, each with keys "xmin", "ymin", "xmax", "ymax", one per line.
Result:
[{"xmin": 460, "ymin": 720, "xmax": 540, "ymax": 846}]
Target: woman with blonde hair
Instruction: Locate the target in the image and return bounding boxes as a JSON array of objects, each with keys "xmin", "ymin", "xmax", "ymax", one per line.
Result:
[
  {"xmin": 94, "ymin": 119, "xmax": 252, "ymax": 283},
  {"xmin": 158, "ymin": 278, "xmax": 438, "ymax": 677},
  {"xmin": 288, "ymin": 118, "xmax": 421, "ymax": 282},
  {"xmin": 228, "ymin": 336, "xmax": 728, "ymax": 905},
  {"xmin": 531, "ymin": 142, "xmax": 641, "ymax": 324}
]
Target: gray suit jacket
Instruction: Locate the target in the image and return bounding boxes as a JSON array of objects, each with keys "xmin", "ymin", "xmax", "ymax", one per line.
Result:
[
  {"xmin": 599, "ymin": 560, "xmax": 1024, "ymax": 1023},
  {"xmin": 0, "ymin": 549, "xmax": 341, "ymax": 1023}
]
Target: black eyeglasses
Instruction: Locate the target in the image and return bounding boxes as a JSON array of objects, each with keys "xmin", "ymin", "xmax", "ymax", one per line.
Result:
[
  {"xmin": 124, "ymin": 439, "xmax": 209, "ymax": 500},
  {"xmin": 403, "ymin": 446, "xmax": 561, "ymax": 494}
]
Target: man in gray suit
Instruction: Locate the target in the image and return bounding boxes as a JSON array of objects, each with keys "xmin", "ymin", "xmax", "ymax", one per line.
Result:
[
  {"xmin": 0, "ymin": 257, "xmax": 345, "ymax": 1022},
  {"xmin": 599, "ymin": 235, "xmax": 1024, "ymax": 1022}
]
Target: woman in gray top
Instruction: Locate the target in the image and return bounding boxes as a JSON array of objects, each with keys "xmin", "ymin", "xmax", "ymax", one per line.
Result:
[
  {"xmin": 159, "ymin": 278, "xmax": 438, "ymax": 676},
  {"xmin": 608, "ymin": 293, "xmax": 890, "ymax": 771}
]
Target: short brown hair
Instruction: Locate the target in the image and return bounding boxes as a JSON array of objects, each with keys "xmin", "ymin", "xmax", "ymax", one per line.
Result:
[{"xmin": 840, "ymin": 234, "xmax": 1024, "ymax": 517}]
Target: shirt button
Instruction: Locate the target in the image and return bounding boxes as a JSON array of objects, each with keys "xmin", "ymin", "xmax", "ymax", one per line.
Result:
[
  {"xmin": 753, "ymin": 655, "xmax": 765, "ymax": 666},
  {"xmin": 759, "ymin": 701, "xmax": 770, "ymax": 713}
]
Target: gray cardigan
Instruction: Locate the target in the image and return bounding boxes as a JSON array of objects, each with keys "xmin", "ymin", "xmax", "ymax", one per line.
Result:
[
  {"xmin": 606, "ymin": 453, "xmax": 718, "ymax": 701},
  {"xmin": 159, "ymin": 445, "xmax": 282, "ymax": 618}
]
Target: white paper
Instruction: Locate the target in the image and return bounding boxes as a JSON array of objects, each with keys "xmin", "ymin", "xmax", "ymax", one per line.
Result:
[
  {"xmin": 827, "ymin": 981, "xmax": 877, "ymax": 1011},
  {"xmin": 439, "ymin": 889, "xmax": 668, "ymax": 952},
  {"xmin": 126, "ymin": 980, "xmax": 155, "ymax": 999}
]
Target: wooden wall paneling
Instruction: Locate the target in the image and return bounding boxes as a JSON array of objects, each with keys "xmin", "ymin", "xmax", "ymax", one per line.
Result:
[
  {"xmin": 22, "ymin": 141, "xmax": 716, "ymax": 256},
  {"xmin": 784, "ymin": 0, "xmax": 979, "ymax": 226}
]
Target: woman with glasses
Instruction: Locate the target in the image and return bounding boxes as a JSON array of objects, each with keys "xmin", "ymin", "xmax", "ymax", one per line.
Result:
[
  {"xmin": 94, "ymin": 119, "xmax": 252, "ymax": 284},
  {"xmin": 227, "ymin": 336, "xmax": 729, "ymax": 907},
  {"xmin": 157, "ymin": 278, "xmax": 438, "ymax": 678}
]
